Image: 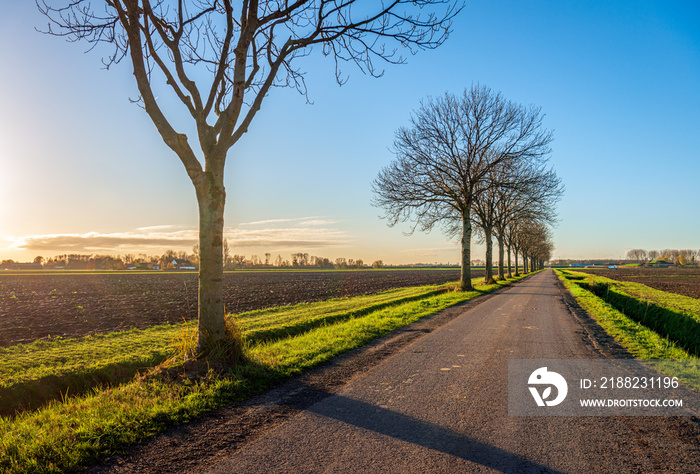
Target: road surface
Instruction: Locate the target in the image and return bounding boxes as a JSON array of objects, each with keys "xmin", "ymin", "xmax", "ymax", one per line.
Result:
[{"xmin": 206, "ymin": 270, "xmax": 700, "ymax": 473}]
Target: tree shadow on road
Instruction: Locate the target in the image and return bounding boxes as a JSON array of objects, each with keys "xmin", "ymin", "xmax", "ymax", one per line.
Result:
[{"xmin": 302, "ymin": 387, "xmax": 566, "ymax": 473}]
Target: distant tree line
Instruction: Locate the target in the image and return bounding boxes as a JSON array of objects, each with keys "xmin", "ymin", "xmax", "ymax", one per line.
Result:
[
  {"xmin": 626, "ymin": 248, "xmax": 699, "ymax": 266},
  {"xmin": 8, "ymin": 251, "xmax": 199, "ymax": 270},
  {"xmin": 549, "ymin": 259, "xmax": 626, "ymax": 267},
  {"xmin": 221, "ymin": 241, "xmax": 383, "ymax": 270},
  {"xmin": 1, "ymin": 247, "xmax": 387, "ymax": 271}
]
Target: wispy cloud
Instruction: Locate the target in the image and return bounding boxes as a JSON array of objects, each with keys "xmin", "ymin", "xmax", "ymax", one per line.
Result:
[
  {"xmin": 226, "ymin": 217, "xmax": 347, "ymax": 250},
  {"xmin": 8, "ymin": 218, "xmax": 349, "ymax": 255},
  {"xmin": 226, "ymin": 226, "xmax": 347, "ymax": 249},
  {"xmin": 239, "ymin": 216, "xmax": 331, "ymax": 227},
  {"xmin": 14, "ymin": 229, "xmax": 199, "ymax": 252}
]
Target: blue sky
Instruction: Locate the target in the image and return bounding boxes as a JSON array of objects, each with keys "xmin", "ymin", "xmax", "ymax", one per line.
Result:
[{"xmin": 1, "ymin": 1, "xmax": 699, "ymax": 264}]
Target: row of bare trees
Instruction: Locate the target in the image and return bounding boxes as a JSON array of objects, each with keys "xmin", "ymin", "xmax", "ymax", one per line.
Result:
[
  {"xmin": 372, "ymin": 85, "xmax": 561, "ymax": 290},
  {"xmin": 12, "ymin": 251, "xmax": 197, "ymax": 270},
  {"xmin": 626, "ymin": 248, "xmax": 699, "ymax": 266}
]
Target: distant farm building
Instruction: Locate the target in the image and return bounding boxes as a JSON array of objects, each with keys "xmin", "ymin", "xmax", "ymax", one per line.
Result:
[{"xmin": 166, "ymin": 259, "xmax": 197, "ymax": 270}]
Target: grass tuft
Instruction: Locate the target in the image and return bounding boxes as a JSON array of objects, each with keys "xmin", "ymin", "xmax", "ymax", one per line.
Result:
[{"xmin": 164, "ymin": 316, "xmax": 246, "ymax": 369}]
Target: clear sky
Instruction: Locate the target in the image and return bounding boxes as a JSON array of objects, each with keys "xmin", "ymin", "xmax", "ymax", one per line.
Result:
[{"xmin": 1, "ymin": 1, "xmax": 699, "ymax": 265}]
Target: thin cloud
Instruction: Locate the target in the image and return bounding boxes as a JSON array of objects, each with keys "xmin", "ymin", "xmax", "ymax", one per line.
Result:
[
  {"xmin": 297, "ymin": 219, "xmax": 337, "ymax": 226},
  {"xmin": 16, "ymin": 230, "xmax": 198, "ymax": 252},
  {"xmin": 239, "ymin": 216, "xmax": 328, "ymax": 226},
  {"xmin": 226, "ymin": 224, "xmax": 348, "ymax": 249},
  {"xmin": 10, "ymin": 218, "xmax": 349, "ymax": 254}
]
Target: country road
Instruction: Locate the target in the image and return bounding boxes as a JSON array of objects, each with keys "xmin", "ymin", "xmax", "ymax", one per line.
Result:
[{"xmin": 204, "ymin": 270, "xmax": 700, "ymax": 473}]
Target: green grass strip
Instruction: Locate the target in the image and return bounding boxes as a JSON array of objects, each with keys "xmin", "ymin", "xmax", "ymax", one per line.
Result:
[
  {"xmin": 0, "ymin": 284, "xmax": 446, "ymax": 416},
  {"xmin": 0, "ymin": 286, "xmax": 442, "ymax": 385},
  {"xmin": 238, "ymin": 285, "xmax": 449, "ymax": 343},
  {"xmin": 555, "ymin": 270, "xmax": 699, "ymax": 389},
  {"xmin": 0, "ymin": 326, "xmax": 187, "ymax": 417},
  {"xmin": 558, "ymin": 270, "xmax": 700, "ymax": 355},
  {"xmin": 0, "ymin": 274, "xmax": 528, "ymax": 473},
  {"xmin": 0, "ymin": 327, "xmax": 177, "ymax": 389}
]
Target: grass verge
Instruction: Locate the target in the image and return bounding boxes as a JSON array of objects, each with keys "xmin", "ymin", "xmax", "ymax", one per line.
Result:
[
  {"xmin": 555, "ymin": 270, "xmax": 700, "ymax": 388},
  {"xmin": 0, "ymin": 284, "xmax": 456, "ymax": 418},
  {"xmin": 0, "ymin": 273, "xmax": 529, "ymax": 473}
]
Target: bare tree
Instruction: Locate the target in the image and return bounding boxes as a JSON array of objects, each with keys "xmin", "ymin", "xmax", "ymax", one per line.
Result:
[
  {"xmin": 39, "ymin": 0, "xmax": 462, "ymax": 355},
  {"xmin": 505, "ymin": 217, "xmax": 539, "ymax": 276},
  {"xmin": 469, "ymin": 160, "xmax": 499, "ymax": 284},
  {"xmin": 372, "ymin": 85, "xmax": 553, "ymax": 290},
  {"xmin": 626, "ymin": 248, "xmax": 647, "ymax": 263},
  {"xmin": 518, "ymin": 221, "xmax": 552, "ymax": 272},
  {"xmin": 666, "ymin": 249, "xmax": 680, "ymax": 263},
  {"xmin": 222, "ymin": 239, "xmax": 230, "ymax": 268},
  {"xmin": 505, "ymin": 220, "xmax": 522, "ymax": 276},
  {"xmin": 679, "ymin": 249, "xmax": 697, "ymax": 266},
  {"xmin": 491, "ymin": 164, "xmax": 562, "ymax": 280},
  {"xmin": 471, "ymin": 160, "xmax": 561, "ymax": 284}
]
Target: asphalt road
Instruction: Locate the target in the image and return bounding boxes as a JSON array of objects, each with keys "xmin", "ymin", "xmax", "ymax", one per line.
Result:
[{"xmin": 206, "ymin": 270, "xmax": 700, "ymax": 473}]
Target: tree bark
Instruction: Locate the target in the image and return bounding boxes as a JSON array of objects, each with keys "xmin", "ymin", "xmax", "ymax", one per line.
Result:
[
  {"xmin": 460, "ymin": 213, "xmax": 473, "ymax": 291},
  {"xmin": 514, "ymin": 249, "xmax": 520, "ymax": 277},
  {"xmin": 484, "ymin": 226, "xmax": 495, "ymax": 285},
  {"xmin": 522, "ymin": 253, "xmax": 528, "ymax": 274},
  {"xmin": 497, "ymin": 234, "xmax": 505, "ymax": 280},
  {"xmin": 195, "ymin": 171, "xmax": 227, "ymax": 352},
  {"xmin": 506, "ymin": 245, "xmax": 512, "ymax": 278}
]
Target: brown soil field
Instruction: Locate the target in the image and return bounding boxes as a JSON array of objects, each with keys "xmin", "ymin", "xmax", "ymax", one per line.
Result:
[
  {"xmin": 0, "ymin": 269, "xmax": 475, "ymax": 347},
  {"xmin": 572, "ymin": 266, "xmax": 700, "ymax": 299}
]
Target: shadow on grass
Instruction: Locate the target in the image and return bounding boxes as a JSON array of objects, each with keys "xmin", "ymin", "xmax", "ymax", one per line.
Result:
[
  {"xmin": 0, "ymin": 354, "xmax": 169, "ymax": 418},
  {"xmin": 1, "ymin": 288, "xmax": 453, "ymax": 419},
  {"xmin": 577, "ymin": 281, "xmax": 700, "ymax": 356}
]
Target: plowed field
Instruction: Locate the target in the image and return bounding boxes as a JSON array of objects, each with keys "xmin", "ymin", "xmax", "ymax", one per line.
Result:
[
  {"xmin": 573, "ymin": 267, "xmax": 700, "ymax": 300},
  {"xmin": 0, "ymin": 269, "xmax": 471, "ymax": 346}
]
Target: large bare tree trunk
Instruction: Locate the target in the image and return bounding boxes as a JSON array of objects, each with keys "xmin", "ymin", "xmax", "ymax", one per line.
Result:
[
  {"xmin": 507, "ymin": 245, "xmax": 512, "ymax": 278},
  {"xmin": 196, "ymin": 172, "xmax": 227, "ymax": 352},
  {"xmin": 497, "ymin": 235, "xmax": 505, "ymax": 280},
  {"xmin": 522, "ymin": 253, "xmax": 529, "ymax": 273},
  {"xmin": 484, "ymin": 227, "xmax": 495, "ymax": 285},
  {"xmin": 460, "ymin": 214, "xmax": 473, "ymax": 291}
]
